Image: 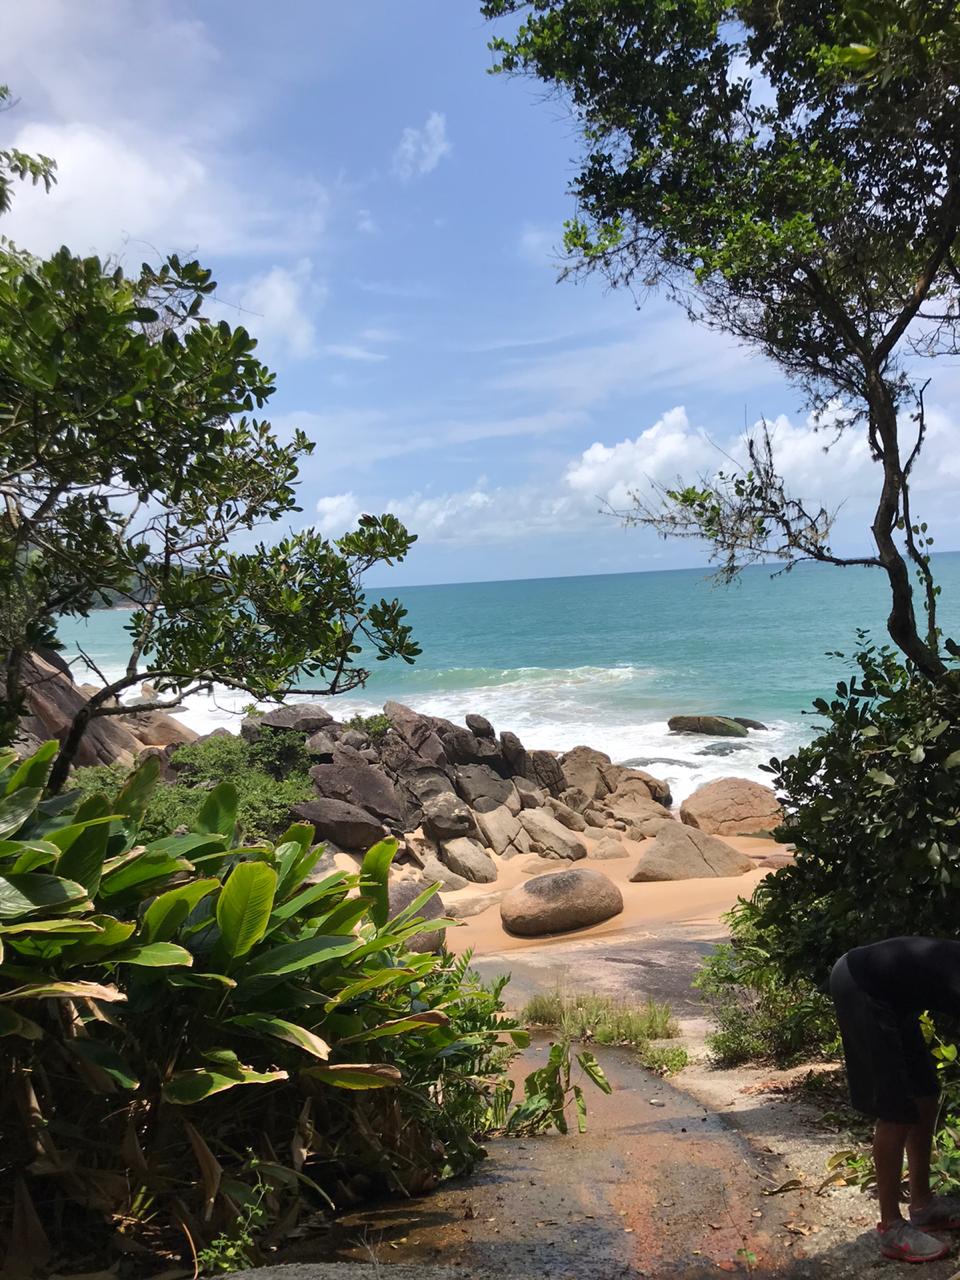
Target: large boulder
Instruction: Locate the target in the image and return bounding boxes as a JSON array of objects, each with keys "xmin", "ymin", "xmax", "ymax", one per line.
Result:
[
  {"xmin": 560, "ymin": 745, "xmax": 614, "ymax": 800},
  {"xmin": 733, "ymin": 717, "xmax": 768, "ymax": 731},
  {"xmin": 608, "ymin": 766, "xmax": 672, "ymax": 808},
  {"xmin": 261, "ymin": 702, "xmax": 335, "ymax": 733},
  {"xmin": 290, "ymin": 798, "xmax": 386, "ymax": 853},
  {"xmin": 630, "ymin": 824, "xmax": 754, "ymax": 882},
  {"xmin": 436, "ymin": 723, "xmax": 481, "ymax": 765},
  {"xmin": 527, "ymin": 749, "xmax": 566, "ymax": 797},
  {"xmin": 309, "ymin": 756, "xmax": 402, "ymax": 825},
  {"xmin": 420, "ymin": 854, "xmax": 469, "ymax": 892},
  {"xmin": 500, "ymin": 731, "xmax": 528, "ymax": 777},
  {"xmin": 384, "ymin": 701, "xmax": 447, "ymax": 767},
  {"xmin": 604, "ymin": 785, "xmax": 673, "ymax": 825},
  {"xmin": 455, "ymin": 764, "xmax": 514, "ymax": 811},
  {"xmin": 474, "ymin": 804, "xmax": 531, "ymax": 858},
  {"xmin": 403, "ymin": 767, "xmax": 456, "ymax": 804},
  {"xmin": 592, "ymin": 835, "xmax": 630, "ymax": 860},
  {"xmin": 667, "ymin": 715, "xmax": 748, "ymax": 738},
  {"xmin": 466, "ymin": 713, "xmax": 495, "ymax": 738},
  {"xmin": 519, "ymin": 809, "xmax": 587, "ymax": 861},
  {"xmin": 501, "ymin": 868, "xmax": 623, "ymax": 937},
  {"xmin": 680, "ymin": 777, "xmax": 782, "ymax": 836},
  {"xmin": 388, "ymin": 874, "xmax": 446, "ymax": 953},
  {"xmin": 441, "ymin": 837, "xmax": 498, "ymax": 884},
  {"xmin": 305, "ymin": 730, "xmax": 337, "ymax": 760},
  {"xmin": 421, "ymin": 791, "xmax": 476, "ymax": 842},
  {"xmin": 514, "ymin": 777, "xmax": 545, "ymax": 809},
  {"xmin": 545, "ymin": 797, "xmax": 587, "ymax": 832}
]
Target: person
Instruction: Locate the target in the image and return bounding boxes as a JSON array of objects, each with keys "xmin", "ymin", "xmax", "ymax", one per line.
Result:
[{"xmin": 831, "ymin": 937, "xmax": 960, "ymax": 1262}]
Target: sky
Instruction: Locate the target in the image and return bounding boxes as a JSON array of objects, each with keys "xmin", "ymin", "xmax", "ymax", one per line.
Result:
[{"xmin": 4, "ymin": 0, "xmax": 960, "ymax": 587}]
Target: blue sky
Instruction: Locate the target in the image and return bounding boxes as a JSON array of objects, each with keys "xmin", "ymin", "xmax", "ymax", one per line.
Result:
[{"xmin": 5, "ymin": 1, "xmax": 960, "ymax": 586}]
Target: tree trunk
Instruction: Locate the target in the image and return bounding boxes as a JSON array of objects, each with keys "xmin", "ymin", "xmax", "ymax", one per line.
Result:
[
  {"xmin": 1, "ymin": 645, "xmax": 25, "ymax": 747},
  {"xmin": 47, "ymin": 704, "xmax": 92, "ymax": 794}
]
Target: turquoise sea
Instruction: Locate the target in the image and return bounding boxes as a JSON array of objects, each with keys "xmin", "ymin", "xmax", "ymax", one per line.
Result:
[{"xmin": 56, "ymin": 553, "xmax": 960, "ymax": 802}]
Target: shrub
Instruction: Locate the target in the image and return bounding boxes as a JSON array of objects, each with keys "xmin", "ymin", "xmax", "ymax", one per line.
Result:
[
  {"xmin": 751, "ymin": 639, "xmax": 960, "ymax": 988},
  {"xmin": 345, "ymin": 712, "xmax": 392, "ymax": 744},
  {"xmin": 72, "ymin": 730, "xmax": 315, "ymax": 845},
  {"xmin": 0, "ymin": 742, "xmax": 533, "ymax": 1274}
]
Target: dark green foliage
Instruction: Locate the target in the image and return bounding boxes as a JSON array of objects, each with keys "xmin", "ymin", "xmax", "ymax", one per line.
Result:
[
  {"xmin": 751, "ymin": 641, "xmax": 960, "ymax": 988},
  {"xmin": 695, "ymin": 910, "xmax": 841, "ymax": 1067},
  {"xmin": 0, "ymin": 743, "xmax": 533, "ymax": 1273},
  {"xmin": 72, "ymin": 731, "xmax": 315, "ymax": 844},
  {"xmin": 345, "ymin": 712, "xmax": 393, "ymax": 744}
]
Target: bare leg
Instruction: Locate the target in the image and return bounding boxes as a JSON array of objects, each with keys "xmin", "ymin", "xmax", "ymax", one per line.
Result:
[
  {"xmin": 874, "ymin": 1119, "xmax": 911, "ymax": 1226},
  {"xmin": 906, "ymin": 1095, "xmax": 940, "ymax": 1213}
]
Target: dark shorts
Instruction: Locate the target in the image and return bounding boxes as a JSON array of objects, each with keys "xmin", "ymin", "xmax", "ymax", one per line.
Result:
[{"xmin": 829, "ymin": 954, "xmax": 939, "ymax": 1123}]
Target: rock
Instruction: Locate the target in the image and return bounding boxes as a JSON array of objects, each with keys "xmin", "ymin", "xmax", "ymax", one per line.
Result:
[
  {"xmin": 584, "ymin": 824, "xmax": 608, "ymax": 841},
  {"xmin": 630, "ymin": 824, "xmax": 754, "ymax": 882},
  {"xmin": 500, "ymin": 731, "xmax": 528, "ymax": 777},
  {"xmin": 697, "ymin": 741, "xmax": 749, "ymax": 756},
  {"xmin": 733, "ymin": 716, "xmax": 768, "ymax": 731},
  {"xmin": 305, "ymin": 730, "xmax": 337, "ymax": 760},
  {"xmin": 455, "ymin": 763, "xmax": 514, "ymax": 810},
  {"xmin": 384, "ymin": 701, "xmax": 447, "ymax": 767},
  {"xmin": 518, "ymin": 809, "xmax": 587, "ymax": 861},
  {"xmin": 592, "ymin": 835, "xmax": 629, "ymax": 860},
  {"xmin": 379, "ymin": 730, "xmax": 422, "ymax": 778},
  {"xmin": 559, "ymin": 785, "xmax": 591, "ymax": 814},
  {"xmin": 422, "ymin": 792, "xmax": 476, "ymax": 842},
  {"xmin": 679, "ymin": 777, "xmax": 782, "ymax": 836},
  {"xmin": 560, "ymin": 745, "xmax": 615, "ymax": 800},
  {"xmin": 387, "ymin": 874, "xmax": 446, "ymax": 953},
  {"xmin": 626, "ymin": 816, "xmax": 674, "ymax": 839},
  {"xmin": 667, "ymin": 715, "xmax": 748, "ymax": 738},
  {"xmin": 445, "ymin": 889, "xmax": 505, "ymax": 919},
  {"xmin": 403, "ymin": 767, "xmax": 455, "ymax": 804},
  {"xmin": 309, "ymin": 757, "xmax": 402, "ymax": 825},
  {"xmin": 758, "ymin": 851, "xmax": 793, "ymax": 869},
  {"xmin": 436, "ymin": 724, "xmax": 481, "ymax": 765},
  {"xmin": 261, "ymin": 703, "xmax": 335, "ymax": 733},
  {"xmin": 126, "ymin": 706, "xmax": 198, "ymax": 749},
  {"xmin": 340, "ymin": 729, "xmax": 368, "ymax": 750},
  {"xmin": 360, "ymin": 748, "xmax": 380, "ymax": 763},
  {"xmin": 420, "ymin": 854, "xmax": 469, "ymax": 892},
  {"xmin": 194, "ymin": 727, "xmax": 233, "ymax": 743},
  {"xmin": 604, "ymin": 786, "xmax": 673, "ymax": 826},
  {"xmin": 289, "ymin": 798, "xmax": 386, "ymax": 853},
  {"xmin": 612, "ymin": 767, "xmax": 672, "ymax": 808},
  {"xmin": 441, "ymin": 837, "xmax": 498, "ymax": 884},
  {"xmin": 527, "ymin": 749, "xmax": 566, "ymax": 797},
  {"xmin": 466, "ymin": 713, "xmax": 495, "ymax": 738},
  {"xmin": 501, "ymin": 868, "xmax": 623, "ymax": 937},
  {"xmin": 514, "ymin": 777, "xmax": 545, "ymax": 809},
  {"xmin": 304, "ymin": 848, "xmax": 340, "ymax": 881},
  {"xmin": 240, "ymin": 715, "xmax": 263, "ymax": 744},
  {"xmin": 474, "ymin": 804, "xmax": 527, "ymax": 858},
  {"xmin": 545, "ymin": 797, "xmax": 587, "ymax": 832}
]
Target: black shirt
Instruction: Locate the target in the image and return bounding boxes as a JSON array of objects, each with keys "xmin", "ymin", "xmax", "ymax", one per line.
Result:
[{"xmin": 846, "ymin": 936, "xmax": 960, "ymax": 1015}]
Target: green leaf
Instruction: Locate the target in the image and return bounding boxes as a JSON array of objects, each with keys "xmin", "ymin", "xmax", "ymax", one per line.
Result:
[
  {"xmin": 867, "ymin": 768, "xmax": 896, "ymax": 787},
  {"xmin": 115, "ymin": 756, "xmax": 161, "ymax": 825},
  {"xmin": 573, "ymin": 1083, "xmax": 588, "ymax": 1134},
  {"xmin": 301, "ymin": 1063, "xmax": 402, "ymax": 1090},
  {"xmin": 198, "ymin": 782, "xmax": 239, "ymax": 838},
  {"xmin": 69, "ymin": 1039, "xmax": 140, "ymax": 1089},
  {"xmin": 0, "ymin": 787, "xmax": 43, "ymax": 838},
  {"xmin": 141, "ymin": 878, "xmax": 220, "ymax": 943},
  {"xmin": 7, "ymin": 843, "xmax": 60, "ymax": 873},
  {"xmin": 267, "ymin": 874, "xmax": 349, "ymax": 925},
  {"xmin": 0, "ymin": 1007, "xmax": 43, "ymax": 1039},
  {"xmin": 0, "ymin": 917, "xmax": 103, "ymax": 935},
  {"xmin": 0, "ymin": 980, "xmax": 124, "ymax": 1003},
  {"xmin": 162, "ymin": 1063, "xmax": 287, "ymax": 1104},
  {"xmin": 359, "ymin": 838, "xmax": 397, "ymax": 928},
  {"xmin": 228, "ymin": 1013, "xmax": 331, "ymax": 1060},
  {"xmin": 142, "ymin": 832, "xmax": 227, "ymax": 860},
  {"xmin": 0, "ymin": 873, "xmax": 89, "ymax": 919},
  {"xmin": 338, "ymin": 1011, "xmax": 450, "ymax": 1044},
  {"xmin": 4, "ymin": 741, "xmax": 58, "ymax": 795},
  {"xmin": 576, "ymin": 1050, "xmax": 613, "ymax": 1095},
  {"xmin": 945, "ymin": 750, "xmax": 960, "ymax": 770},
  {"xmin": 113, "ymin": 941, "xmax": 193, "ymax": 967},
  {"xmin": 216, "ymin": 861, "xmax": 277, "ymax": 959},
  {"xmin": 241, "ymin": 935, "xmax": 361, "ymax": 977},
  {"xmin": 99, "ymin": 850, "xmax": 193, "ymax": 902},
  {"xmin": 56, "ymin": 820, "xmax": 110, "ymax": 894},
  {"xmin": 323, "ymin": 966, "xmax": 422, "ymax": 1011}
]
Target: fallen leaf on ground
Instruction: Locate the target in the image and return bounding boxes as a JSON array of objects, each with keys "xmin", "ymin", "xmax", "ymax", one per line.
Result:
[{"xmin": 762, "ymin": 1178, "xmax": 805, "ymax": 1195}]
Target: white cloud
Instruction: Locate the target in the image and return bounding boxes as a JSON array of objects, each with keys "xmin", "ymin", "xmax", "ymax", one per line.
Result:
[
  {"xmin": 316, "ymin": 493, "xmax": 362, "ymax": 536},
  {"xmin": 237, "ymin": 259, "xmax": 325, "ymax": 360},
  {"xmin": 392, "ymin": 111, "xmax": 451, "ymax": 181},
  {"xmin": 518, "ymin": 223, "xmax": 560, "ymax": 265},
  {"xmin": 325, "ymin": 344, "xmax": 388, "ymax": 363},
  {"xmin": 357, "ymin": 208, "xmax": 378, "ymax": 235}
]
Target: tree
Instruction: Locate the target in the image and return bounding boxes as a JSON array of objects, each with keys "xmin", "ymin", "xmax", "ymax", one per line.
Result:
[
  {"xmin": 0, "ymin": 241, "xmax": 420, "ymax": 791},
  {"xmin": 0, "ymin": 84, "xmax": 55, "ymax": 213},
  {"xmin": 482, "ymin": 0, "xmax": 960, "ymax": 678}
]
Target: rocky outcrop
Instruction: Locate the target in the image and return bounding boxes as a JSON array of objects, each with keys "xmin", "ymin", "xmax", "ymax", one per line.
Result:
[
  {"xmin": 384, "ymin": 701, "xmax": 447, "ymax": 767},
  {"xmin": 630, "ymin": 824, "xmax": 754, "ymax": 882},
  {"xmin": 421, "ymin": 792, "xmax": 476, "ymax": 842},
  {"xmin": 501, "ymin": 868, "xmax": 623, "ymax": 937},
  {"xmin": 527, "ymin": 750, "xmax": 566, "ymax": 797},
  {"xmin": 474, "ymin": 805, "xmax": 530, "ymax": 858},
  {"xmin": 454, "ymin": 764, "xmax": 516, "ymax": 812},
  {"xmin": 518, "ymin": 809, "xmax": 587, "ymax": 861},
  {"xmin": 668, "ymin": 715, "xmax": 749, "ymax": 738},
  {"xmin": 309, "ymin": 751, "xmax": 402, "ymax": 825},
  {"xmin": 560, "ymin": 745, "xmax": 615, "ymax": 800},
  {"xmin": 679, "ymin": 777, "xmax": 782, "ymax": 837},
  {"xmin": 290, "ymin": 798, "xmax": 386, "ymax": 852}
]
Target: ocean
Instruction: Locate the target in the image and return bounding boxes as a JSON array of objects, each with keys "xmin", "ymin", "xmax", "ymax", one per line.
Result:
[{"xmin": 55, "ymin": 554, "xmax": 960, "ymax": 804}]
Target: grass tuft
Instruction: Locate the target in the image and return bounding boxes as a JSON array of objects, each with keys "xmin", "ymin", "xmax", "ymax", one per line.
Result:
[{"xmin": 522, "ymin": 990, "xmax": 687, "ymax": 1075}]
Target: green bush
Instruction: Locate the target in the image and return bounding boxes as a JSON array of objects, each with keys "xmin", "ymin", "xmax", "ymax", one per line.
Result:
[
  {"xmin": 0, "ymin": 742, "xmax": 533, "ymax": 1273},
  {"xmin": 695, "ymin": 905, "xmax": 841, "ymax": 1067},
  {"xmin": 72, "ymin": 729, "xmax": 315, "ymax": 845},
  {"xmin": 750, "ymin": 639, "xmax": 960, "ymax": 988},
  {"xmin": 345, "ymin": 712, "xmax": 392, "ymax": 744},
  {"xmin": 522, "ymin": 990, "xmax": 688, "ymax": 1074}
]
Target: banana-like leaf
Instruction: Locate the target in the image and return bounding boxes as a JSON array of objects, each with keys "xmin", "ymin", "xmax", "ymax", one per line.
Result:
[
  {"xmin": 241, "ymin": 935, "xmax": 361, "ymax": 978},
  {"xmin": 267, "ymin": 874, "xmax": 349, "ymax": 925},
  {"xmin": 113, "ymin": 941, "xmax": 193, "ymax": 967},
  {"xmin": 0, "ymin": 872, "xmax": 89, "ymax": 919},
  {"xmin": 0, "ymin": 1007, "xmax": 43, "ymax": 1038},
  {"xmin": 142, "ymin": 832, "xmax": 227, "ymax": 860},
  {"xmin": 302, "ymin": 1063, "xmax": 402, "ymax": 1090},
  {"xmin": 216, "ymin": 861, "xmax": 277, "ymax": 959},
  {"xmin": 576, "ymin": 1050, "xmax": 613, "ymax": 1095},
  {"xmin": 68, "ymin": 1039, "xmax": 140, "ymax": 1090},
  {"xmin": 359, "ymin": 838, "xmax": 397, "ymax": 929},
  {"xmin": 162, "ymin": 1063, "xmax": 287, "ymax": 1104},
  {"xmin": 0, "ymin": 980, "xmax": 125, "ymax": 1003},
  {"xmin": 74, "ymin": 793, "xmax": 113, "ymax": 823},
  {"xmin": 4, "ymin": 741, "xmax": 58, "ymax": 795},
  {"xmin": 115, "ymin": 756, "xmax": 161, "ymax": 825},
  {"xmin": 0, "ymin": 787, "xmax": 43, "ymax": 839},
  {"xmin": 64, "ymin": 916, "xmax": 136, "ymax": 963},
  {"xmin": 0, "ymin": 918, "xmax": 103, "ymax": 935},
  {"xmin": 323, "ymin": 965, "xmax": 423, "ymax": 1012},
  {"xmin": 197, "ymin": 782, "xmax": 239, "ymax": 839},
  {"xmin": 56, "ymin": 820, "xmax": 110, "ymax": 894},
  {"xmin": 228, "ymin": 1013, "xmax": 331, "ymax": 1060},
  {"xmin": 99, "ymin": 850, "xmax": 193, "ymax": 902},
  {"xmin": 141, "ymin": 878, "xmax": 220, "ymax": 943},
  {"xmin": 338, "ymin": 1010, "xmax": 450, "ymax": 1044}
]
